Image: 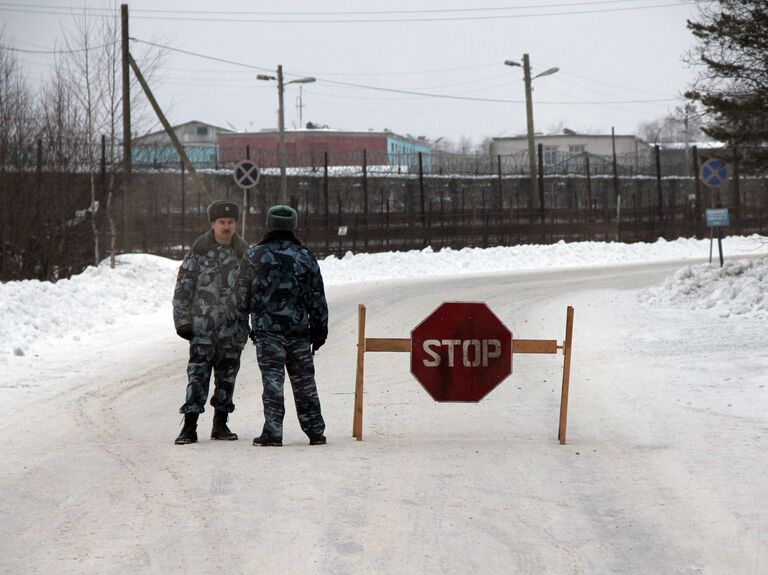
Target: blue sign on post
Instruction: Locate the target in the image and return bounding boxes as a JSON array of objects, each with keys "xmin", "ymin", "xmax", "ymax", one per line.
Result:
[
  {"xmin": 706, "ymin": 208, "xmax": 729, "ymax": 227},
  {"xmin": 699, "ymin": 158, "xmax": 729, "ymax": 189}
]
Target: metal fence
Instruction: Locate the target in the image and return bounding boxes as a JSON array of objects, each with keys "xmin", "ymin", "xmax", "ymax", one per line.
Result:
[
  {"xmin": 129, "ymin": 144, "xmax": 706, "ymax": 178},
  {"xmin": 2, "ymin": 139, "xmax": 766, "ymax": 282}
]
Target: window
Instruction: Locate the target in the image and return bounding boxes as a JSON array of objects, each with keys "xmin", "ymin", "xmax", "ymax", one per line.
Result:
[
  {"xmin": 196, "ymin": 126, "xmax": 209, "ymax": 136},
  {"xmin": 543, "ymin": 145, "xmax": 559, "ymax": 165},
  {"xmin": 568, "ymin": 144, "xmax": 586, "ymax": 154}
]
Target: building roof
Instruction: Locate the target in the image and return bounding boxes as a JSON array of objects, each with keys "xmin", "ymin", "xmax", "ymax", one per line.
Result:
[
  {"xmin": 493, "ymin": 133, "xmax": 641, "ymax": 141},
  {"xmin": 223, "ymin": 129, "xmax": 429, "ymax": 145},
  {"xmin": 134, "ymin": 120, "xmax": 234, "ymax": 142}
]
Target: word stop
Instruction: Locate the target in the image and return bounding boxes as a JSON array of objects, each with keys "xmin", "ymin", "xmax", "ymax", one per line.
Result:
[{"xmin": 422, "ymin": 339, "xmax": 502, "ymax": 367}]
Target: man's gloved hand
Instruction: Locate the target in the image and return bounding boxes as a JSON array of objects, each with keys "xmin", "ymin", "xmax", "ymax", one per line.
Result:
[
  {"xmin": 176, "ymin": 324, "xmax": 194, "ymax": 341},
  {"xmin": 310, "ymin": 325, "xmax": 327, "ymax": 355}
]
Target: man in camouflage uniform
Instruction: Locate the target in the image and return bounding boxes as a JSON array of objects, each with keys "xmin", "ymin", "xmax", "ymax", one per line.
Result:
[
  {"xmin": 234, "ymin": 205, "xmax": 328, "ymax": 446},
  {"xmin": 172, "ymin": 200, "xmax": 249, "ymax": 445}
]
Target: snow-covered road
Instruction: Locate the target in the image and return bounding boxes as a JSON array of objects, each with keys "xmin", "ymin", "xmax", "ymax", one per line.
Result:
[{"xmin": 1, "ymin": 261, "xmax": 765, "ymax": 574}]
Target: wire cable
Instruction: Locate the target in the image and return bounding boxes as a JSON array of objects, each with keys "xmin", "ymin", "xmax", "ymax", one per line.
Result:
[{"xmin": 131, "ymin": 37, "xmax": 682, "ymax": 106}]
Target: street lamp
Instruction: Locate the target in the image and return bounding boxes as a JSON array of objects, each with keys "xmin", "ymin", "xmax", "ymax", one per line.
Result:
[
  {"xmin": 258, "ymin": 65, "xmax": 316, "ymax": 205},
  {"xmin": 504, "ymin": 55, "xmax": 559, "ymax": 209}
]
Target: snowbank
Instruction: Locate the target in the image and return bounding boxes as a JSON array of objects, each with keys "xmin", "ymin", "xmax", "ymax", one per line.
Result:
[
  {"xmin": 1, "ymin": 235, "xmax": 766, "ymax": 364},
  {"xmin": 639, "ymin": 257, "xmax": 768, "ymax": 319}
]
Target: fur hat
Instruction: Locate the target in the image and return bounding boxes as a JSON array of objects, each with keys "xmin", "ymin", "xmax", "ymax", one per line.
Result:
[
  {"xmin": 266, "ymin": 205, "xmax": 298, "ymax": 231},
  {"xmin": 207, "ymin": 200, "xmax": 239, "ymax": 222}
]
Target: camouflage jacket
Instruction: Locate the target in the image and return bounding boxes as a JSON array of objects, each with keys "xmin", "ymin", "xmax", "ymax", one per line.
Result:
[
  {"xmin": 234, "ymin": 231, "xmax": 328, "ymax": 338},
  {"xmin": 173, "ymin": 230, "xmax": 250, "ymax": 349}
]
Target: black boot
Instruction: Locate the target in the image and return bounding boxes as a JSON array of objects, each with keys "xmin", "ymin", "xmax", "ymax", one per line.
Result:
[
  {"xmin": 211, "ymin": 410, "xmax": 238, "ymax": 441},
  {"xmin": 175, "ymin": 413, "xmax": 199, "ymax": 445},
  {"xmin": 308, "ymin": 434, "xmax": 327, "ymax": 445},
  {"xmin": 252, "ymin": 434, "xmax": 282, "ymax": 447}
]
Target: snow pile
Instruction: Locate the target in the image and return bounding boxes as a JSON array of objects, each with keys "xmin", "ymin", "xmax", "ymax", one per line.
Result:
[
  {"xmin": 1, "ymin": 235, "xmax": 767, "ymax": 363},
  {"xmin": 320, "ymin": 235, "xmax": 768, "ymax": 284},
  {"xmin": 0, "ymin": 254, "xmax": 178, "ymax": 360},
  {"xmin": 639, "ymin": 257, "xmax": 768, "ymax": 319}
]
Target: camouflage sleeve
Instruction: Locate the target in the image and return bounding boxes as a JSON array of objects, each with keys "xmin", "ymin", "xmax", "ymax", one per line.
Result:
[
  {"xmin": 233, "ymin": 251, "xmax": 256, "ymax": 315},
  {"xmin": 172, "ymin": 250, "xmax": 197, "ymax": 330},
  {"xmin": 307, "ymin": 254, "xmax": 329, "ymax": 337}
]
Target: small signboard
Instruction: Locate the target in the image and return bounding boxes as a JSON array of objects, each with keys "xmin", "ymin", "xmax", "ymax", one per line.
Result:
[
  {"xmin": 706, "ymin": 208, "xmax": 729, "ymax": 227},
  {"xmin": 233, "ymin": 159, "xmax": 260, "ymax": 189},
  {"xmin": 699, "ymin": 158, "xmax": 729, "ymax": 189},
  {"xmin": 338, "ymin": 226, "xmax": 348, "ymax": 236}
]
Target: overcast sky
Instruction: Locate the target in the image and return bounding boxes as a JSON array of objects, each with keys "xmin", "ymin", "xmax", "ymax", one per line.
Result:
[{"xmin": 2, "ymin": 0, "xmax": 703, "ymax": 144}]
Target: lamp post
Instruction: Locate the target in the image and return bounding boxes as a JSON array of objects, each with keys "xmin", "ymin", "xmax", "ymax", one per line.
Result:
[
  {"xmin": 258, "ymin": 65, "xmax": 316, "ymax": 205},
  {"xmin": 504, "ymin": 55, "xmax": 558, "ymax": 209}
]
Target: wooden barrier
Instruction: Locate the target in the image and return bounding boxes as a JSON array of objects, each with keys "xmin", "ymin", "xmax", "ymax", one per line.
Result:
[{"xmin": 353, "ymin": 304, "xmax": 575, "ymax": 444}]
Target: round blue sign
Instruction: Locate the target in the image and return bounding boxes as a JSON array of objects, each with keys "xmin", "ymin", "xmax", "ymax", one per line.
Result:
[{"xmin": 699, "ymin": 158, "xmax": 728, "ymax": 189}]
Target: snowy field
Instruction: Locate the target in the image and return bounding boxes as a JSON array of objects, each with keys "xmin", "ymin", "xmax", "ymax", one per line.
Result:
[{"xmin": 1, "ymin": 235, "xmax": 767, "ymax": 574}]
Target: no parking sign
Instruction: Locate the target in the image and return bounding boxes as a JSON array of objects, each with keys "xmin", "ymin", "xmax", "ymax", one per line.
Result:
[
  {"xmin": 232, "ymin": 159, "xmax": 260, "ymax": 238},
  {"xmin": 699, "ymin": 158, "xmax": 728, "ymax": 189},
  {"xmin": 233, "ymin": 159, "xmax": 260, "ymax": 189}
]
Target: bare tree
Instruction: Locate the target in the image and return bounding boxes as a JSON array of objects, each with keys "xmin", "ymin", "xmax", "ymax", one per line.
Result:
[
  {"xmin": 62, "ymin": 12, "xmax": 103, "ymax": 266},
  {"xmin": 637, "ymin": 105, "xmax": 709, "ymax": 145},
  {"xmin": 0, "ymin": 36, "xmax": 39, "ymax": 279}
]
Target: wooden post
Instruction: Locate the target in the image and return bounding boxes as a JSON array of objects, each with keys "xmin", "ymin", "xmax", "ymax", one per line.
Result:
[
  {"xmin": 353, "ymin": 304, "xmax": 367, "ymax": 440},
  {"xmin": 558, "ymin": 305, "xmax": 575, "ymax": 444}
]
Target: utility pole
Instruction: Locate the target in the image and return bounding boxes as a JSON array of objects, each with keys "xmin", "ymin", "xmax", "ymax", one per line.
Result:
[
  {"xmin": 522, "ymin": 54, "xmax": 536, "ymax": 210},
  {"xmin": 258, "ymin": 66, "xmax": 315, "ymax": 206},
  {"xmin": 120, "ymin": 3, "xmax": 131, "ymax": 249},
  {"xmin": 504, "ymin": 54, "xmax": 558, "ymax": 210},
  {"xmin": 277, "ymin": 64, "xmax": 287, "ymax": 205}
]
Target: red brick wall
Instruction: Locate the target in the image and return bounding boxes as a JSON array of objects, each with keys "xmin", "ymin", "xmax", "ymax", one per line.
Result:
[{"xmin": 218, "ymin": 132, "xmax": 389, "ymax": 166}]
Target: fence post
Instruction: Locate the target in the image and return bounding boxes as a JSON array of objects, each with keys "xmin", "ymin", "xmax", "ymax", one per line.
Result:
[
  {"xmin": 654, "ymin": 144, "xmax": 663, "ymax": 219},
  {"xmin": 497, "ymin": 154, "xmax": 504, "ymax": 241},
  {"xmin": 585, "ymin": 153, "xmax": 594, "ymax": 223},
  {"xmin": 732, "ymin": 146, "xmax": 741, "ymax": 229},
  {"xmin": 692, "ymin": 145, "xmax": 701, "ymax": 224},
  {"xmin": 101, "ymin": 135, "xmax": 106, "ymax": 188},
  {"xmin": 36, "ymin": 138, "xmax": 43, "ymax": 192},
  {"xmin": 362, "ymin": 149, "xmax": 368, "ymax": 250},
  {"xmin": 419, "ymin": 152, "xmax": 426, "ymax": 228},
  {"xmin": 180, "ymin": 160, "xmax": 186, "ymax": 241},
  {"xmin": 324, "ymin": 151, "xmax": 329, "ymax": 254},
  {"xmin": 538, "ymin": 143, "xmax": 546, "ymax": 217}
]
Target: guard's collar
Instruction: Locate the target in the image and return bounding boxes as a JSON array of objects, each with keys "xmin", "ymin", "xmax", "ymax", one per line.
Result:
[{"xmin": 192, "ymin": 230, "xmax": 249, "ymax": 257}]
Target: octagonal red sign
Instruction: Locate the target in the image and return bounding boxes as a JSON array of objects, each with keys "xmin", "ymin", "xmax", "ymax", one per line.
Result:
[{"xmin": 410, "ymin": 302, "xmax": 512, "ymax": 402}]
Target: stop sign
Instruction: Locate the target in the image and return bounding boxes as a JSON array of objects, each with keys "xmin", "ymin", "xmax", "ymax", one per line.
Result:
[{"xmin": 410, "ymin": 302, "xmax": 512, "ymax": 402}]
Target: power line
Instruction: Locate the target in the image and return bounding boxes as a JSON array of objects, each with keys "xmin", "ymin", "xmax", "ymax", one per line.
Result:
[
  {"xmin": 0, "ymin": 0, "xmax": 699, "ymax": 23},
  {"xmin": 0, "ymin": 41, "xmax": 116, "ymax": 54},
  {"xmin": 132, "ymin": 37, "xmax": 682, "ymax": 106}
]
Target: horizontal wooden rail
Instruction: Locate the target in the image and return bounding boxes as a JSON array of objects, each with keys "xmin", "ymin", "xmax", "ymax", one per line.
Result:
[
  {"xmin": 513, "ymin": 339, "xmax": 559, "ymax": 354},
  {"xmin": 365, "ymin": 338, "xmax": 410, "ymax": 353},
  {"xmin": 353, "ymin": 304, "xmax": 575, "ymax": 444}
]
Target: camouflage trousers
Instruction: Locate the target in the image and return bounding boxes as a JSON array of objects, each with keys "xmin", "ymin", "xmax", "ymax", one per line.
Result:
[
  {"xmin": 179, "ymin": 344, "xmax": 242, "ymax": 414},
  {"xmin": 255, "ymin": 332, "xmax": 325, "ymax": 441}
]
